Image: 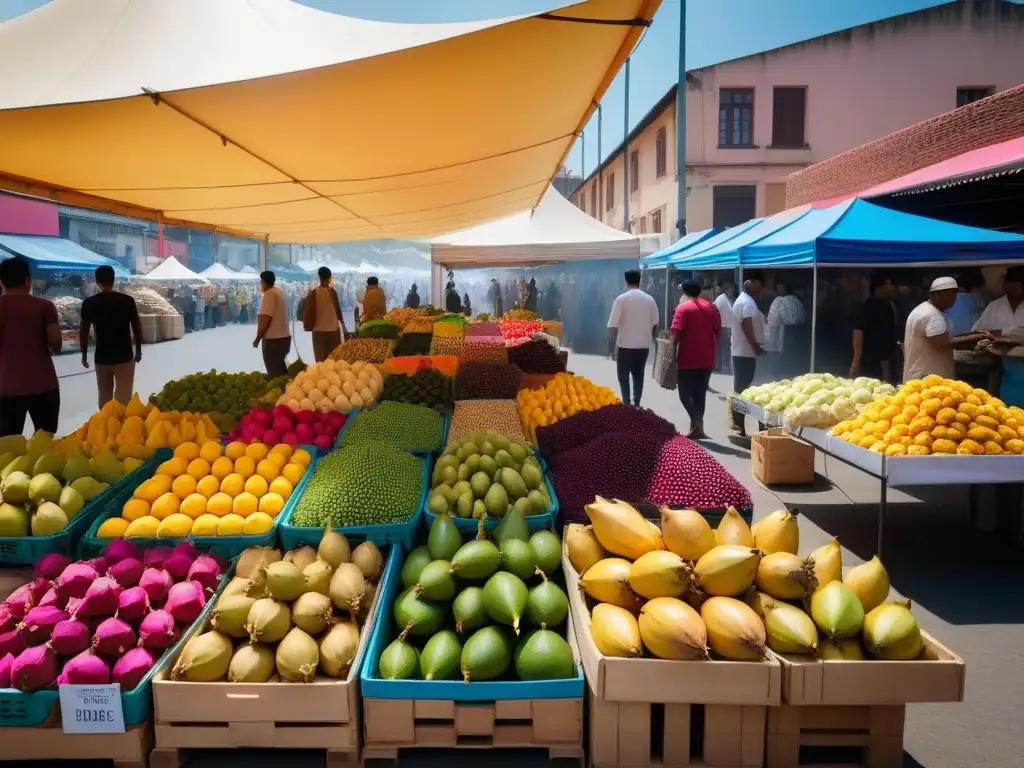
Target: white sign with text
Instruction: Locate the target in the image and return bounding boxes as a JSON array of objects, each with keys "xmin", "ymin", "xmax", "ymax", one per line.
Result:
[{"xmin": 58, "ymin": 684, "xmax": 125, "ymax": 734}]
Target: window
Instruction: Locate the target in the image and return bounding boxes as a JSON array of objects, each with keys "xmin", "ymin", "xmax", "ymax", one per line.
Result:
[
  {"xmin": 957, "ymin": 87, "xmax": 994, "ymax": 107},
  {"xmin": 771, "ymin": 87, "xmax": 806, "ymax": 147},
  {"xmin": 629, "ymin": 150, "xmax": 640, "ymax": 192},
  {"xmin": 712, "ymin": 185, "xmax": 756, "ymax": 229},
  {"xmin": 590, "ymin": 183, "xmax": 598, "ymax": 217},
  {"xmin": 606, "ymin": 174, "xmax": 615, "ymax": 211},
  {"xmin": 637, "ymin": 216, "xmax": 647, "ymax": 234},
  {"xmin": 651, "ymin": 209, "xmax": 663, "ymax": 234},
  {"xmin": 719, "ymin": 89, "xmax": 754, "ymax": 147},
  {"xmin": 656, "ymin": 127, "xmax": 667, "ymax": 178}
]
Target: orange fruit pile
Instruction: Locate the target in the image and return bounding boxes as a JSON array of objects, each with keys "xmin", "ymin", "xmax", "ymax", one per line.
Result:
[{"xmin": 517, "ymin": 373, "xmax": 618, "ymax": 442}]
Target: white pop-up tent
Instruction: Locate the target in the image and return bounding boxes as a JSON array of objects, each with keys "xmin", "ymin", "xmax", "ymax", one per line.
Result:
[
  {"xmin": 0, "ymin": 0, "xmax": 659, "ymax": 245},
  {"xmin": 201, "ymin": 262, "xmax": 258, "ymax": 280},
  {"xmin": 136, "ymin": 256, "xmax": 208, "ymax": 282}
]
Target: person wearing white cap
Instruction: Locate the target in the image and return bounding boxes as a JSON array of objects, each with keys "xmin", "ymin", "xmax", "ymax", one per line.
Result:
[{"xmin": 902, "ymin": 276, "xmax": 992, "ymax": 383}]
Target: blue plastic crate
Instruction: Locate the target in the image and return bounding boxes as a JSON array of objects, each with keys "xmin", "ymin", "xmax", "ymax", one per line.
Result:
[
  {"xmin": 423, "ymin": 461, "xmax": 559, "ymax": 535},
  {"xmin": 77, "ymin": 445, "xmax": 319, "ymax": 561},
  {"xmin": 360, "ymin": 543, "xmax": 584, "ymax": 701},
  {"xmin": 0, "ymin": 452, "xmax": 162, "ymax": 566},
  {"xmin": 278, "ymin": 453, "xmax": 428, "ymax": 552},
  {"xmin": 332, "ymin": 409, "xmax": 361, "ymax": 449},
  {"xmin": 0, "ymin": 546, "xmax": 233, "ymax": 727},
  {"xmin": 337, "ymin": 404, "xmax": 447, "ymax": 456}
]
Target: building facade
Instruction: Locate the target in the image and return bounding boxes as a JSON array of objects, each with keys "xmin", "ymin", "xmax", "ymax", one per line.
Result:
[{"xmin": 570, "ymin": 0, "xmax": 1024, "ymax": 242}]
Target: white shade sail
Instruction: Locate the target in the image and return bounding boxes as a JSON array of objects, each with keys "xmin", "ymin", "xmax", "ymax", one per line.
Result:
[
  {"xmin": 0, "ymin": 0, "xmax": 660, "ymax": 244},
  {"xmin": 201, "ymin": 262, "xmax": 256, "ymax": 280},
  {"xmin": 135, "ymin": 256, "xmax": 208, "ymax": 282}
]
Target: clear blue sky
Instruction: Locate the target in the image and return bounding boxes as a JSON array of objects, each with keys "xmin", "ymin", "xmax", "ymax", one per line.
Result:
[{"xmin": 2, "ymin": 0, "xmax": 973, "ymax": 176}]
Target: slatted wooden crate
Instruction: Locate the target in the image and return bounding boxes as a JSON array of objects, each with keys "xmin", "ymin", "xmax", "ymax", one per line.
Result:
[
  {"xmin": 0, "ymin": 719, "xmax": 152, "ymax": 768},
  {"xmin": 766, "ymin": 704, "xmax": 905, "ymax": 768}
]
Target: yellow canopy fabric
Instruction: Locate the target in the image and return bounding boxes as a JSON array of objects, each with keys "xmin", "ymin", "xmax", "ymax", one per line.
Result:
[{"xmin": 0, "ymin": 0, "xmax": 660, "ymax": 244}]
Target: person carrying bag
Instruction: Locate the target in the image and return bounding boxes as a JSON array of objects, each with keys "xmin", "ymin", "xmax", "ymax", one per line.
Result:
[{"xmin": 304, "ymin": 267, "xmax": 347, "ymax": 362}]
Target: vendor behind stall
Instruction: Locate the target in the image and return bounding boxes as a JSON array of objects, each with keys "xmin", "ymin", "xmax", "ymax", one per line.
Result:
[
  {"xmin": 973, "ymin": 267, "xmax": 1024, "ymax": 405},
  {"xmin": 903, "ymin": 277, "xmax": 992, "ymax": 383}
]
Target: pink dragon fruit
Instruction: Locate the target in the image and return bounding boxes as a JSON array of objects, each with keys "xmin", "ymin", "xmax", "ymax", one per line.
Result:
[
  {"xmin": 73, "ymin": 577, "xmax": 123, "ymax": 619},
  {"xmin": 143, "ymin": 547, "xmax": 173, "ymax": 568},
  {"xmin": 108, "ymin": 558, "xmax": 144, "ymax": 588},
  {"xmin": 17, "ymin": 606, "xmax": 68, "ymax": 646},
  {"xmin": 112, "ymin": 647, "xmax": 155, "ymax": 692},
  {"xmin": 102, "ymin": 539, "xmax": 140, "ymax": 565},
  {"xmin": 116, "ymin": 587, "xmax": 150, "ymax": 626},
  {"xmin": 6, "ymin": 578, "xmax": 50, "ymax": 619},
  {"xmin": 33, "ymin": 553, "xmax": 72, "ymax": 582},
  {"xmin": 37, "ymin": 586, "xmax": 67, "ymax": 610},
  {"xmin": 49, "ymin": 619, "xmax": 92, "ymax": 656},
  {"xmin": 165, "ymin": 581, "xmax": 205, "ymax": 624},
  {"xmin": 138, "ymin": 567, "xmax": 174, "ymax": 604},
  {"xmin": 56, "ymin": 562, "xmax": 99, "ymax": 600},
  {"xmin": 186, "ymin": 556, "xmax": 223, "ymax": 593},
  {"xmin": 0, "ymin": 603, "xmax": 18, "ymax": 634},
  {"xmin": 58, "ymin": 649, "xmax": 111, "ymax": 685},
  {"xmin": 163, "ymin": 552, "xmax": 195, "ymax": 581},
  {"xmin": 10, "ymin": 644, "xmax": 58, "ymax": 691},
  {"xmin": 138, "ymin": 610, "xmax": 179, "ymax": 651},
  {"xmin": 0, "ymin": 652, "xmax": 12, "ymax": 687},
  {"xmin": 91, "ymin": 617, "xmax": 136, "ymax": 658},
  {"xmin": 171, "ymin": 540, "xmax": 199, "ymax": 561},
  {"xmin": 82, "ymin": 557, "xmax": 109, "ymax": 575},
  {"xmin": 0, "ymin": 627, "xmax": 26, "ymax": 658}
]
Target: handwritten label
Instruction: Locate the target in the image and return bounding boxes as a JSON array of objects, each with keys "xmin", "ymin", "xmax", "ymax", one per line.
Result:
[{"xmin": 58, "ymin": 684, "xmax": 125, "ymax": 734}]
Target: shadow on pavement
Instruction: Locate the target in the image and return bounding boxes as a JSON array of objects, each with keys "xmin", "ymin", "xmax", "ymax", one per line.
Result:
[{"xmin": 799, "ymin": 502, "xmax": 1024, "ymax": 626}]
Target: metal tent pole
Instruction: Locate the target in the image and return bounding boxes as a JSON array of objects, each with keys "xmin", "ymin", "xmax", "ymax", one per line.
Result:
[
  {"xmin": 675, "ymin": 1, "xmax": 687, "ymax": 239},
  {"xmin": 810, "ymin": 263, "xmax": 818, "ymax": 372},
  {"xmin": 623, "ymin": 57, "xmax": 630, "ymax": 232}
]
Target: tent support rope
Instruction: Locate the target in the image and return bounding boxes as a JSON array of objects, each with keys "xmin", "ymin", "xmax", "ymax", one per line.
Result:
[
  {"xmin": 141, "ymin": 88, "xmax": 379, "ymax": 231},
  {"xmin": 537, "ymin": 13, "xmax": 652, "ymax": 27}
]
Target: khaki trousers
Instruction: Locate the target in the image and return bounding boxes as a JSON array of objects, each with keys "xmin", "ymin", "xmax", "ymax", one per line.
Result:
[
  {"xmin": 96, "ymin": 361, "xmax": 135, "ymax": 409},
  {"xmin": 312, "ymin": 329, "xmax": 342, "ymax": 362}
]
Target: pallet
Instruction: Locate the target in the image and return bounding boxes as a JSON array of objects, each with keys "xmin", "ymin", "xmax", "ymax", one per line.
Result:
[
  {"xmin": 766, "ymin": 704, "xmax": 906, "ymax": 768},
  {"xmin": 362, "ymin": 697, "xmax": 584, "ymax": 764},
  {"xmin": 588, "ymin": 688, "xmax": 767, "ymax": 768},
  {"xmin": 150, "ymin": 724, "xmax": 358, "ymax": 768},
  {"xmin": 0, "ymin": 719, "xmax": 152, "ymax": 768}
]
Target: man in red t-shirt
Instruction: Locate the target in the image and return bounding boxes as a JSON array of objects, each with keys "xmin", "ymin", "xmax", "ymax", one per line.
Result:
[
  {"xmin": 0, "ymin": 257, "xmax": 62, "ymax": 436},
  {"xmin": 670, "ymin": 279, "xmax": 721, "ymax": 439}
]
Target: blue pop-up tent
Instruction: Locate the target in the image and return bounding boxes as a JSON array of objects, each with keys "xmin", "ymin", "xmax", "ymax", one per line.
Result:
[
  {"xmin": 0, "ymin": 234, "xmax": 130, "ymax": 277},
  {"xmin": 671, "ymin": 206, "xmax": 816, "ymax": 270},
  {"xmin": 640, "ymin": 227, "xmax": 720, "ymax": 268},
  {"xmin": 667, "ymin": 217, "xmax": 764, "ymax": 269}
]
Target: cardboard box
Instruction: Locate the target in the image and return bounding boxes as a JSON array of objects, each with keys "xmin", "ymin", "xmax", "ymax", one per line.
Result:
[{"xmin": 752, "ymin": 428, "xmax": 815, "ymax": 485}]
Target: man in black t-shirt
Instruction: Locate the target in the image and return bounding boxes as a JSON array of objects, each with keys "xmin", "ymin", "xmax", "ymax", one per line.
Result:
[
  {"xmin": 80, "ymin": 266, "xmax": 143, "ymax": 408},
  {"xmin": 850, "ymin": 273, "xmax": 898, "ymax": 383}
]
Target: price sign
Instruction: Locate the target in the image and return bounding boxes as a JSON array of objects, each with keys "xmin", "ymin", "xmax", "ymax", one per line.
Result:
[{"xmin": 58, "ymin": 684, "xmax": 125, "ymax": 734}]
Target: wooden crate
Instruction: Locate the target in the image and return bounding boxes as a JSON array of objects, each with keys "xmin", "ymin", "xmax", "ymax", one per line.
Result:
[
  {"xmin": 362, "ymin": 697, "xmax": 584, "ymax": 763},
  {"xmin": 0, "ymin": 719, "xmax": 152, "ymax": 768},
  {"xmin": 766, "ymin": 704, "xmax": 905, "ymax": 768},
  {"xmin": 588, "ymin": 688, "xmax": 766, "ymax": 768}
]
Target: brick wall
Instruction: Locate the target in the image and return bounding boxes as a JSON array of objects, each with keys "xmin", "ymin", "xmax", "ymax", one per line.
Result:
[{"xmin": 786, "ymin": 84, "xmax": 1024, "ymax": 207}]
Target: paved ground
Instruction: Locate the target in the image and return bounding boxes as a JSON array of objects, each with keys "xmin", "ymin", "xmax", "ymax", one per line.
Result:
[{"xmin": 37, "ymin": 325, "xmax": 1024, "ymax": 767}]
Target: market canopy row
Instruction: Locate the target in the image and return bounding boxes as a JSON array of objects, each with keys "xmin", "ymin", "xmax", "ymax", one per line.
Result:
[
  {"xmin": 0, "ymin": 233, "xmax": 130, "ymax": 278},
  {"xmin": 655, "ymin": 198, "xmax": 1024, "ymax": 271},
  {"xmin": 0, "ymin": 0, "xmax": 659, "ymax": 244}
]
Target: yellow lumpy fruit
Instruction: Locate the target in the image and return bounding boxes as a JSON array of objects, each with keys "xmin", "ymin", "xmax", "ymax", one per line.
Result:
[
  {"xmin": 715, "ymin": 506, "xmax": 754, "ymax": 547},
  {"xmin": 265, "ymin": 452, "xmax": 288, "ymax": 470},
  {"xmin": 580, "ymin": 558, "xmax": 645, "ymax": 611},
  {"xmin": 763, "ymin": 602, "xmax": 819, "ymax": 655},
  {"xmin": 207, "ymin": 492, "xmax": 234, "ymax": 518},
  {"xmin": 191, "ymin": 513, "xmax": 221, "ymax": 536},
  {"xmin": 124, "ymin": 516, "xmax": 160, "ymax": 538},
  {"xmin": 157, "ymin": 513, "xmax": 194, "ymax": 538},
  {"xmin": 180, "ymin": 493, "xmax": 208, "ymax": 519},
  {"xmin": 151, "ymin": 492, "xmax": 181, "ymax": 521},
  {"xmin": 187, "ymin": 458, "xmax": 211, "ymax": 480},
  {"xmin": 134, "ymin": 475, "xmax": 172, "ymax": 503},
  {"xmin": 590, "ymin": 603, "xmax": 642, "ymax": 658},
  {"xmin": 244, "ymin": 475, "xmax": 269, "ymax": 498},
  {"xmin": 156, "ymin": 456, "xmax": 188, "ymax": 477},
  {"xmin": 638, "ymin": 597, "xmax": 709, "ymax": 660},
  {"xmin": 242, "ymin": 512, "xmax": 275, "ymax": 535},
  {"xmin": 584, "ymin": 496, "xmax": 664, "ymax": 560},
  {"xmin": 224, "ymin": 441, "xmax": 247, "ymax": 461},
  {"xmin": 565, "ymin": 523, "xmax": 606, "ymax": 575},
  {"xmin": 258, "ymin": 492, "xmax": 285, "ymax": 517},
  {"xmin": 217, "ymin": 513, "xmax": 245, "ymax": 536},
  {"xmin": 755, "ymin": 552, "xmax": 816, "ymax": 600},
  {"xmin": 210, "ymin": 456, "xmax": 235, "ymax": 480},
  {"xmin": 245, "ymin": 443, "xmax": 270, "ymax": 462},
  {"xmin": 171, "ymin": 474, "xmax": 198, "ymax": 500},
  {"xmin": 694, "ymin": 545, "xmax": 762, "ymax": 597},
  {"xmin": 281, "ymin": 463, "xmax": 305, "ymax": 487},
  {"xmin": 196, "ymin": 475, "xmax": 221, "ymax": 499},
  {"xmin": 808, "ymin": 539, "xmax": 842, "ymax": 590},
  {"xmin": 121, "ymin": 498, "xmax": 151, "ymax": 522},
  {"xmin": 269, "ymin": 477, "xmax": 293, "ymax": 500},
  {"xmin": 97, "ymin": 517, "xmax": 130, "ymax": 538},
  {"xmin": 233, "ymin": 492, "xmax": 259, "ymax": 518},
  {"xmin": 291, "ymin": 448, "xmax": 311, "ymax": 467},
  {"xmin": 220, "ymin": 474, "xmax": 245, "ymax": 498},
  {"xmin": 752, "ymin": 509, "xmax": 799, "ymax": 555},
  {"xmin": 173, "ymin": 442, "xmax": 201, "ymax": 461},
  {"xmin": 199, "ymin": 441, "xmax": 223, "ymax": 464},
  {"xmin": 233, "ymin": 456, "xmax": 256, "ymax": 479},
  {"xmin": 661, "ymin": 507, "xmax": 716, "ymax": 562},
  {"xmin": 701, "ymin": 596, "xmax": 767, "ymax": 661},
  {"xmin": 628, "ymin": 550, "xmax": 692, "ymax": 600},
  {"xmin": 842, "ymin": 556, "xmax": 890, "ymax": 613},
  {"xmin": 257, "ymin": 460, "xmax": 280, "ymax": 483}
]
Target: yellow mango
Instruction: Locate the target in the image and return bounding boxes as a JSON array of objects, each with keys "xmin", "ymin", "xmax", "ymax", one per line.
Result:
[
  {"xmin": 201, "ymin": 415, "xmax": 220, "ymax": 437},
  {"xmin": 180, "ymin": 420, "xmax": 197, "ymax": 442},
  {"xmin": 166, "ymin": 425, "xmax": 182, "ymax": 447},
  {"xmin": 145, "ymin": 422, "xmax": 168, "ymax": 449},
  {"xmin": 116, "ymin": 443, "xmax": 150, "ymax": 460},
  {"xmin": 145, "ymin": 407, "xmax": 163, "ymax": 433},
  {"xmin": 125, "ymin": 393, "xmax": 147, "ymax": 419}
]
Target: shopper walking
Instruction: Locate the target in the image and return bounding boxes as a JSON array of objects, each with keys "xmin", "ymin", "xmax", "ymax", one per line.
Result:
[
  {"xmin": 254, "ymin": 271, "xmax": 291, "ymax": 377},
  {"xmin": 362, "ymin": 276, "xmax": 388, "ymax": 322},
  {"xmin": 0, "ymin": 257, "xmax": 62, "ymax": 436},
  {"xmin": 80, "ymin": 265, "xmax": 142, "ymax": 408},
  {"xmin": 671, "ymin": 279, "xmax": 721, "ymax": 439},
  {"xmin": 607, "ymin": 269, "xmax": 659, "ymax": 407},
  {"xmin": 304, "ymin": 267, "xmax": 346, "ymax": 363},
  {"xmin": 730, "ymin": 275, "xmax": 766, "ymax": 437}
]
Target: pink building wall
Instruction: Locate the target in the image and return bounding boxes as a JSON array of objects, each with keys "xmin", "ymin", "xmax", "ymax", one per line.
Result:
[{"xmin": 0, "ymin": 194, "xmax": 58, "ymax": 236}]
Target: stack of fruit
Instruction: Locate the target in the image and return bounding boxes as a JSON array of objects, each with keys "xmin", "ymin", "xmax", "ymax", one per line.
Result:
[
  {"xmin": 454, "ymin": 363, "xmax": 522, "ymax": 400},
  {"xmin": 383, "ymin": 307, "xmax": 420, "ymax": 330},
  {"xmin": 404, "ymin": 317, "xmax": 436, "ymax": 334},
  {"xmin": 229, "ymin": 405, "xmax": 345, "ymax": 453},
  {"xmin": 71, "ymin": 396, "xmax": 221, "ymax": 453},
  {"xmin": 380, "ymin": 369, "xmax": 453, "ymax": 409},
  {"xmin": 740, "ymin": 373, "xmax": 896, "ymax": 429},
  {"xmin": 331, "ymin": 338, "xmax": 393, "ymax": 365},
  {"xmin": 340, "ymin": 402, "xmax": 445, "ymax": 454},
  {"xmin": 0, "ymin": 540, "xmax": 226, "ymax": 691},
  {"xmin": 0, "ymin": 431, "xmax": 133, "ymax": 538},
  {"xmin": 429, "ymin": 335, "xmax": 463, "ymax": 357},
  {"xmin": 95, "ymin": 441, "xmax": 310, "ymax": 539},
  {"xmin": 447, "ymin": 400, "xmax": 527, "ymax": 444},
  {"xmin": 498, "ymin": 319, "xmax": 546, "ymax": 347},
  {"xmin": 428, "ymin": 434, "xmax": 551, "ymax": 520},
  {"xmin": 831, "ymin": 374, "xmax": 1024, "ymax": 456},
  {"xmin": 570, "ymin": 499, "xmax": 921, "ymax": 662},
  {"xmin": 465, "ymin": 322, "xmax": 500, "ymax": 337},
  {"xmin": 460, "ymin": 337, "xmax": 508, "ymax": 365},
  {"xmin": 291, "ymin": 442, "xmax": 423, "ymax": 528},
  {"xmin": 358, "ymin": 320, "xmax": 401, "ymax": 340},
  {"xmin": 392, "ymin": 333, "xmax": 433, "ymax": 358},
  {"xmin": 275, "ymin": 359, "xmax": 382, "ymax": 414},
  {"xmin": 151, "ymin": 371, "xmax": 285, "ymax": 422},
  {"xmin": 169, "ymin": 535, "xmax": 383, "ymax": 683},
  {"xmin": 500, "ymin": 309, "xmax": 538, "ymax": 322},
  {"xmin": 517, "ymin": 373, "xmax": 619, "ymax": 441},
  {"xmin": 376, "ymin": 513, "xmax": 575, "ymax": 682}
]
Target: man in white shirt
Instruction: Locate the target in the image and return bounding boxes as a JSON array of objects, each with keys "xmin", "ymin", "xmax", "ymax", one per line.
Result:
[
  {"xmin": 973, "ymin": 267, "xmax": 1024, "ymax": 336},
  {"xmin": 714, "ymin": 281, "xmax": 735, "ymax": 374},
  {"xmin": 607, "ymin": 269, "xmax": 660, "ymax": 406},
  {"xmin": 730, "ymin": 275, "xmax": 766, "ymax": 436},
  {"xmin": 903, "ymin": 276, "xmax": 991, "ymax": 382}
]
